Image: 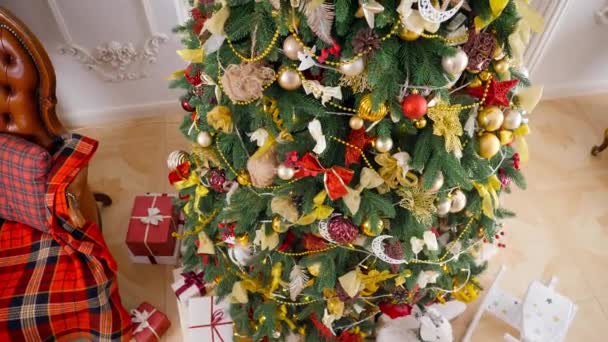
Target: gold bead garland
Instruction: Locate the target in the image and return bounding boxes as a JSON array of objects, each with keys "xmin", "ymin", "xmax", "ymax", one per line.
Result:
[
  {"xmin": 329, "ymin": 136, "xmax": 374, "ymax": 170},
  {"xmin": 420, "ymin": 32, "xmax": 469, "ymax": 45},
  {"xmin": 287, "ymin": 20, "xmax": 401, "ymax": 68},
  {"xmin": 172, "ymin": 208, "xmax": 220, "ymax": 239},
  {"xmin": 225, "ymin": 27, "xmax": 281, "ymax": 63},
  {"xmin": 277, "ymin": 244, "xmax": 338, "ymax": 256}
]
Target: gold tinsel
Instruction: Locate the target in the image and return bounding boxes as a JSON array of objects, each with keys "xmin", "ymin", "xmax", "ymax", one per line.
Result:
[
  {"xmin": 427, "ymin": 104, "xmax": 464, "ymax": 154},
  {"xmin": 396, "ymin": 185, "xmax": 437, "ymax": 226},
  {"xmin": 207, "ymin": 105, "xmax": 234, "ymax": 133},
  {"xmin": 339, "ymin": 72, "xmax": 372, "ymax": 93},
  {"xmin": 191, "ymin": 145, "xmax": 221, "ymax": 168}
]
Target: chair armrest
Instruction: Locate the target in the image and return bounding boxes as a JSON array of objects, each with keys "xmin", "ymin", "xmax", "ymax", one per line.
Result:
[{"xmin": 66, "ymin": 165, "xmax": 99, "ymax": 227}]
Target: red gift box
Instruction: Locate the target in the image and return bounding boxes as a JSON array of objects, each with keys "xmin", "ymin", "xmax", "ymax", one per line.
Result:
[
  {"xmin": 126, "ymin": 194, "xmax": 178, "ymax": 264},
  {"xmin": 131, "ymin": 302, "xmax": 171, "ymax": 342}
]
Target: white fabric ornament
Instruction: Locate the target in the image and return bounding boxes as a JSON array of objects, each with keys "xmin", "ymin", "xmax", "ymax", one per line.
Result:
[
  {"xmin": 308, "ymin": 119, "xmax": 327, "ymax": 154},
  {"xmin": 297, "ymin": 47, "xmax": 317, "ymax": 71},
  {"xmin": 248, "ymin": 128, "xmax": 269, "ymax": 147},
  {"xmin": 302, "ymin": 80, "xmax": 343, "ymax": 105},
  {"xmin": 418, "ymin": 0, "xmax": 464, "ymax": 23},
  {"xmin": 359, "ymin": 0, "xmax": 385, "ymax": 28},
  {"xmin": 410, "ymin": 230, "xmax": 439, "ymax": 254},
  {"xmin": 417, "ymin": 270, "xmax": 440, "ymax": 288}
]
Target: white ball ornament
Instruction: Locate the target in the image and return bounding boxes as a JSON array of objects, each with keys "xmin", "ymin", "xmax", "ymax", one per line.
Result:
[
  {"xmin": 167, "ymin": 150, "xmax": 189, "ymax": 170},
  {"xmin": 339, "ymin": 58, "xmax": 365, "ymax": 76},
  {"xmin": 349, "ymin": 116, "xmax": 365, "ymax": 130},
  {"xmin": 429, "ymin": 172, "xmax": 444, "ymax": 193},
  {"xmin": 374, "ymin": 137, "xmax": 394, "ymax": 153},
  {"xmin": 278, "ymin": 69, "xmax": 302, "ymax": 90},
  {"xmin": 436, "ymin": 198, "xmax": 451, "ymax": 217},
  {"xmin": 196, "ymin": 131, "xmax": 213, "ymax": 147},
  {"xmin": 277, "ymin": 164, "xmax": 295, "ymax": 180},
  {"xmin": 442, "ymin": 49, "xmax": 469, "ymax": 75},
  {"xmin": 282, "ymin": 35, "xmax": 301, "ymax": 60},
  {"xmin": 449, "ymin": 190, "xmax": 467, "ymax": 213},
  {"xmin": 502, "ymin": 109, "xmax": 523, "ymax": 130}
]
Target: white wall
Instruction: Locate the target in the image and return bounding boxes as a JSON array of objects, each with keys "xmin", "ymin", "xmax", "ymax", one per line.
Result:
[
  {"xmin": 531, "ymin": 0, "xmax": 608, "ymax": 99},
  {"xmin": 0, "ymin": 0, "xmax": 189, "ymax": 126}
]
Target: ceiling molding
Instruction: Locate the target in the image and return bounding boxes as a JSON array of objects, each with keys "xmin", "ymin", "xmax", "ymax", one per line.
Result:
[{"xmin": 48, "ymin": 0, "xmax": 168, "ymax": 82}]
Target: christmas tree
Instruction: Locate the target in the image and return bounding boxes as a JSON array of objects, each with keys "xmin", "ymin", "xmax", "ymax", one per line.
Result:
[{"xmin": 168, "ymin": 0, "xmax": 544, "ymax": 340}]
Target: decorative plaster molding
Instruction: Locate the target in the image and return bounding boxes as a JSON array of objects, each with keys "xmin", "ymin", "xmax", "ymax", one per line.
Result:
[
  {"xmin": 525, "ymin": 0, "xmax": 570, "ymax": 74},
  {"xmin": 58, "ymin": 35, "xmax": 168, "ymax": 82},
  {"xmin": 48, "ymin": 0, "xmax": 168, "ymax": 82}
]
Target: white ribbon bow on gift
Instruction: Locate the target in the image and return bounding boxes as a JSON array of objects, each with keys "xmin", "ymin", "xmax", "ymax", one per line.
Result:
[
  {"xmin": 131, "ymin": 308, "xmax": 160, "ymax": 339},
  {"xmin": 410, "ymin": 230, "xmax": 439, "ymax": 255},
  {"xmin": 139, "ymin": 207, "xmax": 164, "ymax": 226},
  {"xmin": 416, "ymin": 270, "xmax": 440, "ymax": 288},
  {"xmin": 308, "ymin": 119, "xmax": 327, "ymax": 155},
  {"xmin": 343, "ymin": 167, "xmax": 384, "ymax": 214}
]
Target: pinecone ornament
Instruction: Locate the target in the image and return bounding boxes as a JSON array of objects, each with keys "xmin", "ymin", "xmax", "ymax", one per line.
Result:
[
  {"xmin": 327, "ymin": 216, "xmax": 359, "ymax": 244},
  {"xmin": 384, "ymin": 240, "xmax": 404, "ymax": 273},
  {"xmin": 352, "ymin": 28, "xmax": 381, "ymax": 55}
]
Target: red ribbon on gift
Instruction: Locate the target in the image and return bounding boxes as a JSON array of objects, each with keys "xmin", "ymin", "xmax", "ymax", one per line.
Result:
[
  {"xmin": 189, "ymin": 300, "xmax": 232, "ymax": 342},
  {"xmin": 175, "ymin": 271, "xmax": 206, "ymax": 298},
  {"xmin": 294, "ymin": 153, "xmax": 354, "ymax": 200}
]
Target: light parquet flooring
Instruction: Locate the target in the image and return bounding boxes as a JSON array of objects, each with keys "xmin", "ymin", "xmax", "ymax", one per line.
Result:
[{"xmin": 74, "ymin": 94, "xmax": 608, "ymax": 341}]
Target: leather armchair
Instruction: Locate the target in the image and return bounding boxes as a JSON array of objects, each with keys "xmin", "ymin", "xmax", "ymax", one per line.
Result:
[{"xmin": 0, "ymin": 7, "xmax": 108, "ymax": 227}]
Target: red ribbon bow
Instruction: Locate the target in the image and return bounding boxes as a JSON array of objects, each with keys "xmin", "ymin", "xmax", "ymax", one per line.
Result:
[
  {"xmin": 176, "ymin": 271, "xmax": 206, "ymax": 297},
  {"xmin": 294, "ymin": 153, "xmax": 354, "ymax": 200},
  {"xmin": 318, "ymin": 41, "xmax": 341, "ymax": 63}
]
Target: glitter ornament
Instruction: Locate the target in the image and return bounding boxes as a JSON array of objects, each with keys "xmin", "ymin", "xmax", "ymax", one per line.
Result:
[{"xmin": 327, "ymin": 216, "xmax": 359, "ymax": 244}]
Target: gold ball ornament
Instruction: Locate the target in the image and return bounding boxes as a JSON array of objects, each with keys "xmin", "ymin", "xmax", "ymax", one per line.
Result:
[
  {"xmin": 237, "ymin": 170, "xmax": 251, "ymax": 186},
  {"xmin": 283, "ymin": 35, "xmax": 302, "ymax": 60},
  {"xmin": 358, "ymin": 94, "xmax": 388, "ymax": 121},
  {"xmin": 436, "ymin": 198, "xmax": 451, "ymax": 217},
  {"xmin": 349, "ymin": 116, "xmax": 365, "ymax": 130},
  {"xmin": 494, "ymin": 59, "xmax": 510, "ymax": 74},
  {"xmin": 498, "ymin": 129, "xmax": 514, "ymax": 145},
  {"xmin": 277, "ymin": 164, "xmax": 295, "ymax": 180},
  {"xmin": 468, "ymin": 77, "xmax": 483, "ymax": 88},
  {"xmin": 236, "ymin": 235, "xmax": 250, "ymax": 245},
  {"xmin": 414, "ymin": 118, "xmax": 427, "ymax": 129},
  {"xmin": 479, "ymin": 70, "xmax": 493, "ymax": 82},
  {"xmin": 398, "ymin": 26, "xmax": 420, "ymax": 41},
  {"xmin": 478, "ymin": 133, "xmax": 501, "ymax": 159},
  {"xmin": 272, "ymin": 216, "xmax": 289, "ymax": 233},
  {"xmin": 477, "ymin": 106, "xmax": 504, "ymax": 132},
  {"xmin": 493, "ymin": 45, "xmax": 506, "ymax": 60},
  {"xmin": 362, "ymin": 218, "xmax": 384, "ymax": 236},
  {"xmin": 259, "ymin": 315, "xmax": 267, "ymax": 324},
  {"xmin": 307, "ymin": 262, "xmax": 321, "ymax": 277},
  {"xmin": 449, "ymin": 190, "xmax": 467, "ymax": 213},
  {"xmin": 278, "ymin": 69, "xmax": 302, "ymax": 91},
  {"xmin": 196, "ymin": 131, "xmax": 213, "ymax": 147},
  {"xmin": 374, "ymin": 137, "xmax": 394, "ymax": 153},
  {"xmin": 339, "ymin": 58, "xmax": 365, "ymax": 77}
]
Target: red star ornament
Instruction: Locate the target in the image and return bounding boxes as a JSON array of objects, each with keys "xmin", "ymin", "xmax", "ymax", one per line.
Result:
[{"xmin": 468, "ymin": 78, "xmax": 519, "ymax": 107}]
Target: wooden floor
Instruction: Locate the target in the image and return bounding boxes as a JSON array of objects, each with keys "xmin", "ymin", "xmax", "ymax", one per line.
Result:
[{"xmin": 74, "ymin": 94, "xmax": 608, "ymax": 341}]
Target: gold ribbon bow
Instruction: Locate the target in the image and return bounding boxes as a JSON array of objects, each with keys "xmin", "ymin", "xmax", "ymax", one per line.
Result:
[
  {"xmin": 509, "ymin": 0, "xmax": 545, "ymax": 66},
  {"xmin": 474, "ymin": 0, "xmax": 509, "ymax": 31},
  {"xmin": 375, "ymin": 152, "xmax": 418, "ymax": 189},
  {"xmin": 513, "ymin": 123, "xmax": 530, "ymax": 163},
  {"xmin": 277, "ymin": 305, "xmax": 297, "ymax": 330},
  {"xmin": 359, "ymin": 269, "xmax": 397, "ymax": 296},
  {"xmin": 173, "ymin": 172, "xmax": 209, "ymax": 216},
  {"xmin": 295, "ymin": 191, "xmax": 334, "ymax": 225},
  {"xmin": 472, "ymin": 175, "xmax": 501, "ymax": 219},
  {"xmin": 176, "ymin": 49, "xmax": 204, "ymax": 63},
  {"xmin": 343, "ymin": 167, "xmax": 384, "ymax": 215}
]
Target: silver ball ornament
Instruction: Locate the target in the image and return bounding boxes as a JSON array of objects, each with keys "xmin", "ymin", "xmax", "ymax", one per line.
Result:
[
  {"xmin": 167, "ymin": 150, "xmax": 189, "ymax": 170},
  {"xmin": 339, "ymin": 58, "xmax": 365, "ymax": 76},
  {"xmin": 442, "ymin": 49, "xmax": 469, "ymax": 75},
  {"xmin": 374, "ymin": 137, "xmax": 394, "ymax": 153},
  {"xmin": 277, "ymin": 164, "xmax": 295, "ymax": 180},
  {"xmin": 196, "ymin": 131, "xmax": 213, "ymax": 147},
  {"xmin": 282, "ymin": 35, "xmax": 301, "ymax": 60},
  {"xmin": 429, "ymin": 172, "xmax": 444, "ymax": 193},
  {"xmin": 502, "ymin": 109, "xmax": 523, "ymax": 130},
  {"xmin": 449, "ymin": 190, "xmax": 467, "ymax": 213},
  {"xmin": 278, "ymin": 69, "xmax": 302, "ymax": 90},
  {"xmin": 436, "ymin": 198, "xmax": 451, "ymax": 217},
  {"xmin": 349, "ymin": 116, "xmax": 365, "ymax": 130}
]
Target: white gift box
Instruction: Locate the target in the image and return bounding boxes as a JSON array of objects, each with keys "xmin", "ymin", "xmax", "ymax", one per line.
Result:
[
  {"xmin": 171, "ymin": 268, "xmax": 206, "ymax": 305},
  {"xmin": 187, "ymin": 296, "xmax": 233, "ymax": 342}
]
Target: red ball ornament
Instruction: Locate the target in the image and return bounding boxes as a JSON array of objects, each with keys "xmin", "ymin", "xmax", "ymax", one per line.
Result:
[
  {"xmin": 185, "ymin": 64, "xmax": 202, "ymax": 86},
  {"xmin": 401, "ymin": 94, "xmax": 428, "ymax": 120},
  {"xmin": 181, "ymin": 98, "xmax": 195, "ymax": 112}
]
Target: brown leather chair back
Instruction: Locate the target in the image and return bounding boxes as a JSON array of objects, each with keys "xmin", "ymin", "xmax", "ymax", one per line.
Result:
[{"xmin": 0, "ymin": 7, "xmax": 64, "ymax": 150}]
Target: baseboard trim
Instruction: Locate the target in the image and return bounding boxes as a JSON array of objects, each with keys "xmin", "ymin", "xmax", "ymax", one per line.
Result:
[
  {"xmin": 60, "ymin": 100, "xmax": 180, "ymax": 128},
  {"xmin": 542, "ymin": 80, "xmax": 608, "ymax": 100}
]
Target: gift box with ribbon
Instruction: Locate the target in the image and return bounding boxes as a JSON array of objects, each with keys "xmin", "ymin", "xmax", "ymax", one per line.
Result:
[
  {"xmin": 131, "ymin": 302, "xmax": 171, "ymax": 342},
  {"xmin": 126, "ymin": 193, "xmax": 181, "ymax": 264},
  {"xmin": 187, "ymin": 296, "xmax": 233, "ymax": 342},
  {"xmin": 171, "ymin": 267, "xmax": 207, "ymax": 305}
]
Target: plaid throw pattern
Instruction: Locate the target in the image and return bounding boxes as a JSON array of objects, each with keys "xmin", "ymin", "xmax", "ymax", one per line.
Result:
[
  {"xmin": 0, "ymin": 134, "xmax": 52, "ymax": 232},
  {"xmin": 0, "ymin": 134, "xmax": 131, "ymax": 341}
]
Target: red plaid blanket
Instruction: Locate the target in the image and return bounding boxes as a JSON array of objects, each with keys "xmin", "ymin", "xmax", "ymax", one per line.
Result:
[{"xmin": 0, "ymin": 134, "xmax": 131, "ymax": 341}]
